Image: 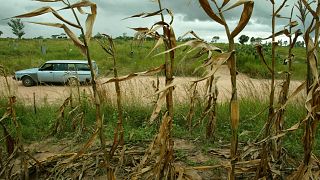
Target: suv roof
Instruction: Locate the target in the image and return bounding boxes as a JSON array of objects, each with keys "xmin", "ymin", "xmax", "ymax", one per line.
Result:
[{"xmin": 45, "ymin": 60, "xmax": 95, "ymax": 64}]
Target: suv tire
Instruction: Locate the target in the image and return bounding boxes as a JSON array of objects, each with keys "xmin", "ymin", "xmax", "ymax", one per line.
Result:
[{"xmin": 22, "ymin": 76, "xmax": 35, "ymax": 87}]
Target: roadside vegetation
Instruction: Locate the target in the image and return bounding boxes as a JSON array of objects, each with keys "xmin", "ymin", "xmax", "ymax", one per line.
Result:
[{"xmin": 0, "ymin": 38, "xmax": 313, "ymax": 80}]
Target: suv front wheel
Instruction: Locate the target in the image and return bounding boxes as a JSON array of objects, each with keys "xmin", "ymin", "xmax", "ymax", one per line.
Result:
[{"xmin": 22, "ymin": 76, "xmax": 35, "ymax": 87}]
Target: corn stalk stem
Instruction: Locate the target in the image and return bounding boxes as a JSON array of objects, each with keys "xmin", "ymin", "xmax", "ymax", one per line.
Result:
[
  {"xmin": 205, "ymin": 72, "xmax": 217, "ymax": 139},
  {"xmin": 259, "ymin": 3, "xmax": 277, "ymax": 178},
  {"xmin": 274, "ymin": 7, "xmax": 294, "ymax": 161},
  {"xmin": 67, "ymin": 0, "xmax": 105, "ymax": 156},
  {"xmin": 303, "ymin": 0, "xmax": 319, "ymax": 166},
  {"xmin": 158, "ymin": 0, "xmax": 175, "ymax": 177},
  {"xmin": 109, "ymin": 41, "xmax": 124, "ymax": 159},
  {"xmin": 217, "ymin": 8, "xmax": 238, "ymax": 180}
]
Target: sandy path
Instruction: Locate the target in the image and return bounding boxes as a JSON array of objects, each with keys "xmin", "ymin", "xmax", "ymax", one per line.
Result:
[{"xmin": 0, "ymin": 66, "xmax": 304, "ymax": 106}]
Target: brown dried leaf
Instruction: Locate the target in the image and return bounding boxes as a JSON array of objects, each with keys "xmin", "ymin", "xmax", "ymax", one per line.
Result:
[
  {"xmin": 263, "ymin": 29, "xmax": 290, "ymax": 40},
  {"xmin": 130, "ymin": 27, "xmax": 149, "ymax": 33},
  {"xmin": 231, "ymin": 100, "xmax": 239, "ymax": 129},
  {"xmin": 199, "ymin": 0, "xmax": 225, "ymax": 25},
  {"xmin": 64, "ymin": 128, "xmax": 99, "ymax": 163},
  {"xmin": 146, "ymin": 37, "xmax": 164, "ymax": 57},
  {"xmin": 279, "ymin": 81, "xmax": 306, "ymax": 110},
  {"xmin": 223, "ymin": 0, "xmax": 253, "ymax": 11},
  {"xmin": 192, "ymin": 51, "xmax": 234, "ymax": 83},
  {"xmin": 124, "ymin": 9, "xmax": 173, "ymax": 24},
  {"xmin": 306, "ymin": 38, "xmax": 319, "ymax": 82},
  {"xmin": 103, "ymin": 64, "xmax": 165, "ymax": 84},
  {"xmin": 222, "ymin": 0, "xmax": 231, "ymax": 8},
  {"xmin": 29, "ymin": 22, "xmax": 86, "ymax": 55},
  {"xmin": 33, "ymin": 0, "xmax": 63, "ymax": 2},
  {"xmin": 155, "ymin": 39, "xmax": 221, "ymax": 57},
  {"xmin": 256, "ymin": 45, "xmax": 272, "ymax": 72},
  {"xmin": 13, "ymin": 6, "xmax": 53, "ymax": 18},
  {"xmin": 149, "ymin": 90, "xmax": 168, "ymax": 124},
  {"xmin": 228, "ymin": 0, "xmax": 254, "ymax": 38},
  {"xmin": 13, "ymin": 7, "xmax": 81, "ymax": 29},
  {"xmin": 60, "ymin": 1, "xmax": 97, "ymax": 42},
  {"xmin": 290, "ymin": 29, "xmax": 302, "ymax": 49}
]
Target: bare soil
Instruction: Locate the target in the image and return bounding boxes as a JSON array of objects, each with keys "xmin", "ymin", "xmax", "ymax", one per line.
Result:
[{"xmin": 0, "ymin": 66, "xmax": 304, "ymax": 106}]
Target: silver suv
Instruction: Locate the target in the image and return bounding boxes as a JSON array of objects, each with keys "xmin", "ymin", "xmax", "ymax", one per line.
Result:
[{"xmin": 13, "ymin": 60, "xmax": 98, "ymax": 87}]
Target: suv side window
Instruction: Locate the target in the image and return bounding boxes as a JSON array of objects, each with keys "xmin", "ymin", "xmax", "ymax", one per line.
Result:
[
  {"xmin": 41, "ymin": 63, "xmax": 54, "ymax": 71},
  {"xmin": 68, "ymin": 64, "xmax": 76, "ymax": 71},
  {"xmin": 75, "ymin": 63, "xmax": 90, "ymax": 71},
  {"xmin": 54, "ymin": 63, "xmax": 68, "ymax": 71}
]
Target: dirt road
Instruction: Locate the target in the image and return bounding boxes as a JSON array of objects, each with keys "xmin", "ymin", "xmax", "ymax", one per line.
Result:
[{"xmin": 0, "ymin": 66, "xmax": 304, "ymax": 106}]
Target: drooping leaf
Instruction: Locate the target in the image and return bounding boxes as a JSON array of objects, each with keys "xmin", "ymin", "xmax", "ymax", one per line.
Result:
[
  {"xmin": 60, "ymin": 1, "xmax": 97, "ymax": 42},
  {"xmin": 290, "ymin": 29, "xmax": 302, "ymax": 49},
  {"xmin": 33, "ymin": 0, "xmax": 63, "ymax": 2},
  {"xmin": 229, "ymin": 0, "xmax": 254, "ymax": 38},
  {"xmin": 307, "ymin": 38, "xmax": 319, "ymax": 82},
  {"xmin": 199, "ymin": 0, "xmax": 225, "ymax": 25},
  {"xmin": 103, "ymin": 64, "xmax": 165, "ymax": 84},
  {"xmin": 84, "ymin": 5, "xmax": 97, "ymax": 42},
  {"xmin": 279, "ymin": 81, "xmax": 306, "ymax": 110},
  {"xmin": 13, "ymin": 7, "xmax": 81, "ymax": 29},
  {"xmin": 29, "ymin": 22, "xmax": 86, "ymax": 55},
  {"xmin": 223, "ymin": 0, "xmax": 253, "ymax": 11},
  {"xmin": 149, "ymin": 90, "xmax": 168, "ymax": 124},
  {"xmin": 193, "ymin": 51, "xmax": 234, "ymax": 83},
  {"xmin": 155, "ymin": 39, "xmax": 221, "ymax": 57},
  {"xmin": 221, "ymin": 0, "xmax": 231, "ymax": 8},
  {"xmin": 262, "ymin": 29, "xmax": 290, "ymax": 40},
  {"xmin": 64, "ymin": 128, "xmax": 99, "ymax": 163},
  {"xmin": 256, "ymin": 45, "xmax": 272, "ymax": 73},
  {"xmin": 124, "ymin": 8, "xmax": 173, "ymax": 24},
  {"xmin": 146, "ymin": 37, "xmax": 164, "ymax": 57}
]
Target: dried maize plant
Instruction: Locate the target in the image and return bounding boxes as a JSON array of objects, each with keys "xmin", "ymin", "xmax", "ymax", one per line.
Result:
[
  {"xmin": 273, "ymin": 7, "xmax": 302, "ymax": 167},
  {"xmin": 12, "ymin": 0, "xmax": 110, "ymax": 167},
  {"xmin": 156, "ymin": 31, "xmax": 224, "ymax": 138},
  {"xmin": 98, "ymin": 34, "xmax": 125, "ymax": 163},
  {"xmin": 253, "ymin": 1, "xmax": 304, "ymax": 178},
  {"xmin": 198, "ymin": 0, "xmax": 254, "ymax": 178},
  {"xmin": 178, "ymin": 34, "xmax": 223, "ymax": 139},
  {"xmin": 121, "ymin": 0, "xmax": 180, "ymax": 178},
  {"xmin": 0, "ymin": 66, "xmax": 16, "ymax": 179},
  {"xmin": 0, "ymin": 94, "xmax": 30, "ymax": 179},
  {"xmin": 49, "ymin": 79, "xmax": 87, "ymax": 135},
  {"xmin": 289, "ymin": 0, "xmax": 320, "ymax": 179}
]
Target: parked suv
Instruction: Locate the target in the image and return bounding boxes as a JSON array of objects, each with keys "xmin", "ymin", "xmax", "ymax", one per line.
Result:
[{"xmin": 13, "ymin": 60, "xmax": 98, "ymax": 87}]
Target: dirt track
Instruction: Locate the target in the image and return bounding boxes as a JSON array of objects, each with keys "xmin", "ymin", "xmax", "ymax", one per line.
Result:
[{"xmin": 0, "ymin": 66, "xmax": 304, "ymax": 106}]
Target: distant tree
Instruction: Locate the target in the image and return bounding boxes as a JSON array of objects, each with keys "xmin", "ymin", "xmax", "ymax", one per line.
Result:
[
  {"xmin": 7, "ymin": 19, "xmax": 25, "ymax": 39},
  {"xmin": 51, "ymin": 34, "xmax": 59, "ymax": 39},
  {"xmin": 211, "ymin": 36, "xmax": 220, "ymax": 43},
  {"xmin": 250, "ymin": 37, "xmax": 255, "ymax": 44},
  {"xmin": 0, "ymin": 30, "xmax": 3, "ymax": 37},
  {"xmin": 296, "ymin": 41, "xmax": 305, "ymax": 47},
  {"xmin": 79, "ymin": 34, "xmax": 85, "ymax": 40},
  {"xmin": 94, "ymin": 32, "xmax": 103, "ymax": 39},
  {"xmin": 33, "ymin": 36, "xmax": 44, "ymax": 39},
  {"xmin": 59, "ymin": 33, "xmax": 67, "ymax": 39},
  {"xmin": 278, "ymin": 39, "xmax": 283, "ymax": 46},
  {"xmin": 238, "ymin": 34, "xmax": 249, "ymax": 44},
  {"xmin": 255, "ymin": 37, "xmax": 262, "ymax": 44}
]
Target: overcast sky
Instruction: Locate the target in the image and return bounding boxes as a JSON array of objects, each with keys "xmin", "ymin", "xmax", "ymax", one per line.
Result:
[{"xmin": 0, "ymin": 0, "xmax": 308, "ymax": 43}]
